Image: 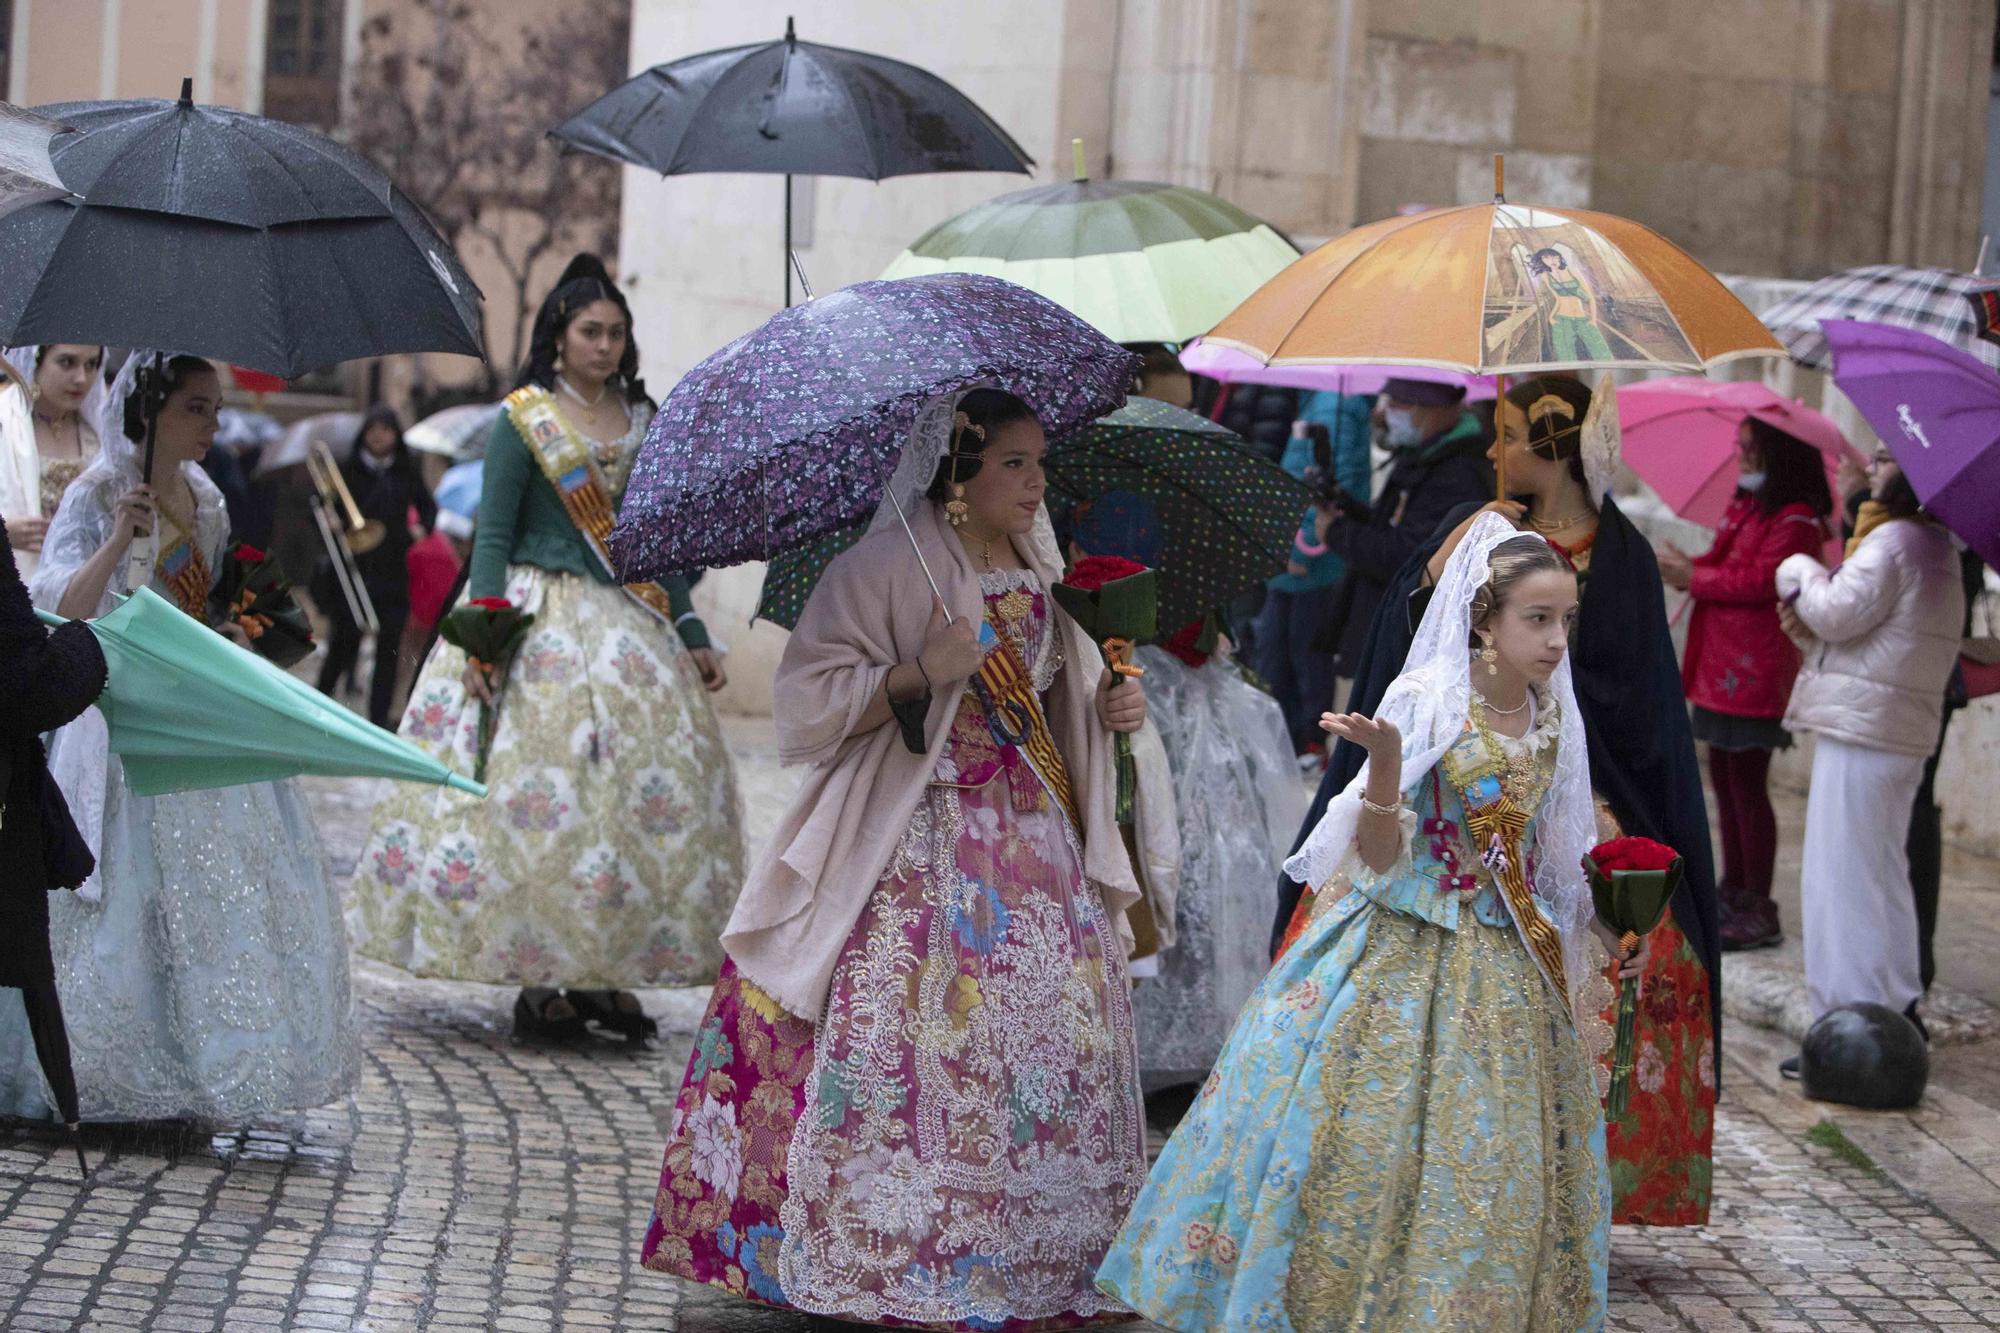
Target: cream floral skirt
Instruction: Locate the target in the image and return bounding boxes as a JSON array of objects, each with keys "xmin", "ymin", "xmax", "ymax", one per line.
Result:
[{"xmin": 347, "ymin": 567, "xmax": 744, "ymax": 988}]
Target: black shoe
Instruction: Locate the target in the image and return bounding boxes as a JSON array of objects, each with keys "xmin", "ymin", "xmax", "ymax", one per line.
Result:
[
  {"xmin": 567, "ymin": 989, "xmax": 658, "ymax": 1045},
  {"xmin": 1779, "ymin": 1054, "xmax": 1801, "ymax": 1080},
  {"xmin": 512, "ymin": 989, "xmax": 587, "ymax": 1043}
]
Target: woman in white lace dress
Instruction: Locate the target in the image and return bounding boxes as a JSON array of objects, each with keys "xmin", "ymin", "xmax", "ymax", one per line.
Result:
[{"xmin": 0, "ymin": 352, "xmax": 356, "ymax": 1122}]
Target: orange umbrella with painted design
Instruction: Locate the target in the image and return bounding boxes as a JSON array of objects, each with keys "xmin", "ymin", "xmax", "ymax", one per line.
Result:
[{"xmin": 1206, "ymin": 160, "xmax": 1783, "ymax": 489}]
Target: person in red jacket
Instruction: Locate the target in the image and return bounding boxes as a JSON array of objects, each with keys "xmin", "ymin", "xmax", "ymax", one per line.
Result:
[{"xmin": 1659, "ymin": 417, "xmax": 1832, "ymax": 949}]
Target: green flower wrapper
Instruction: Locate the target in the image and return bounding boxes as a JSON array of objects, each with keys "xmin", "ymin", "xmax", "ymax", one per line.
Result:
[
  {"xmin": 439, "ymin": 598, "xmax": 536, "ymax": 784},
  {"xmin": 1050, "ymin": 559, "xmax": 1158, "ymax": 825},
  {"xmin": 1584, "ymin": 838, "xmax": 1684, "ymax": 1116},
  {"xmin": 208, "ymin": 545, "xmax": 315, "ymax": 669}
]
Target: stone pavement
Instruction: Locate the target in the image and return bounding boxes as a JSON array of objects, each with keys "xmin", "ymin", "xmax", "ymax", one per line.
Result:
[{"xmin": 1, "ymin": 718, "xmax": 1997, "ymax": 1331}]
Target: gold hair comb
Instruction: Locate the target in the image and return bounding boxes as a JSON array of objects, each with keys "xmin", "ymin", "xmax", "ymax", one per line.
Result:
[{"xmin": 1527, "ymin": 393, "xmax": 1577, "ymax": 426}]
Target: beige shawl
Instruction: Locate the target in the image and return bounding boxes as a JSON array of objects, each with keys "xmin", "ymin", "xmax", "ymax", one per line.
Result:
[{"xmin": 722, "ymin": 496, "xmax": 1141, "ymax": 1021}]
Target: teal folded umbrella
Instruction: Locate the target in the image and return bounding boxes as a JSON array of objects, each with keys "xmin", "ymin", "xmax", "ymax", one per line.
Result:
[{"xmin": 37, "ymin": 587, "xmax": 485, "ymax": 797}]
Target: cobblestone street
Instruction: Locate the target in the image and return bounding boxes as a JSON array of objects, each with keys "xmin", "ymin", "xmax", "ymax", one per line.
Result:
[{"xmin": 2, "ymin": 721, "xmax": 1997, "ymax": 1331}]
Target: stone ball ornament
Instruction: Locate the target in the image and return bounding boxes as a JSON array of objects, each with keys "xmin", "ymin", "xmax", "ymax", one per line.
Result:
[{"xmin": 1800, "ymin": 1002, "xmax": 1929, "ymax": 1110}]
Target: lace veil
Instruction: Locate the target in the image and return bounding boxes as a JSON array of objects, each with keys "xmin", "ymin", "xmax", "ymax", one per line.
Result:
[
  {"xmin": 1282, "ymin": 511, "xmax": 1601, "ymax": 1024},
  {"xmin": 1579, "ymin": 371, "xmax": 1621, "ymax": 505},
  {"xmin": 865, "ymin": 386, "xmax": 1064, "ymax": 586}
]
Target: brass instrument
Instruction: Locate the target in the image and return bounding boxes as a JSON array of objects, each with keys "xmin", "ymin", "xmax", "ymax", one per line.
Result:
[{"xmin": 306, "ymin": 439, "xmax": 380, "ymax": 635}]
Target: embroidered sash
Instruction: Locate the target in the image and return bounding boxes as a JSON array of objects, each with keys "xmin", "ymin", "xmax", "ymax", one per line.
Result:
[
  {"xmin": 156, "ymin": 528, "xmax": 212, "ymax": 619},
  {"xmin": 1440, "ymin": 723, "xmax": 1571, "ymax": 1019},
  {"xmin": 504, "ymin": 385, "xmax": 678, "ymax": 631},
  {"xmin": 972, "ymin": 627, "xmax": 1083, "ymax": 833}
]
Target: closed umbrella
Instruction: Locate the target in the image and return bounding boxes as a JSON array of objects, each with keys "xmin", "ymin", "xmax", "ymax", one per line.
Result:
[
  {"xmin": 552, "ymin": 18, "xmax": 1032, "ymax": 304},
  {"xmin": 1822, "ymin": 320, "xmax": 2000, "ymax": 571},
  {"xmin": 881, "ymin": 148, "xmax": 1298, "ymax": 344},
  {"xmin": 35, "ymin": 587, "xmax": 485, "ymax": 796}
]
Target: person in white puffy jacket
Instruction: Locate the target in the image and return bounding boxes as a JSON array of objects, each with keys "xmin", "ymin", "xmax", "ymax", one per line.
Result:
[{"xmin": 1775, "ymin": 444, "xmax": 1965, "ymax": 1074}]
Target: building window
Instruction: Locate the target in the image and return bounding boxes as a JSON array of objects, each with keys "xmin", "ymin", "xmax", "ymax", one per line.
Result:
[{"xmin": 265, "ymin": 0, "xmax": 345, "ymax": 129}]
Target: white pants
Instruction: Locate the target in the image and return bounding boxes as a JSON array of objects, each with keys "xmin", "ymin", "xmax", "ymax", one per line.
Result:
[{"xmin": 1800, "ymin": 736, "xmax": 1925, "ymax": 1019}]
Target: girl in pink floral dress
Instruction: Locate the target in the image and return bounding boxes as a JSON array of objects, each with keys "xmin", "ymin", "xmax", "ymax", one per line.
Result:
[{"xmin": 640, "ymin": 390, "xmax": 1152, "ymax": 1330}]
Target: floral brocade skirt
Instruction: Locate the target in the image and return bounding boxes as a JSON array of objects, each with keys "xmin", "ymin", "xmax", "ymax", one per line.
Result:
[
  {"xmin": 345, "ymin": 567, "xmax": 744, "ymax": 988},
  {"xmin": 1603, "ymin": 912, "xmax": 1716, "ymax": 1226},
  {"xmin": 640, "ymin": 765, "xmax": 1149, "ymax": 1330},
  {"xmin": 1097, "ymin": 893, "xmax": 1609, "ymax": 1333}
]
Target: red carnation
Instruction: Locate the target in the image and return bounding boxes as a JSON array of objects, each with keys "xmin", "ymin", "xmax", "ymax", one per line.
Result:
[
  {"xmin": 230, "ymin": 543, "xmax": 267, "ymax": 564},
  {"xmin": 1588, "ymin": 836, "xmax": 1679, "ymax": 874},
  {"xmin": 468, "ymin": 596, "xmax": 514, "ymax": 611},
  {"xmin": 1062, "ymin": 554, "xmax": 1149, "ymax": 593},
  {"xmin": 1162, "ymin": 619, "xmax": 1211, "ymax": 668}
]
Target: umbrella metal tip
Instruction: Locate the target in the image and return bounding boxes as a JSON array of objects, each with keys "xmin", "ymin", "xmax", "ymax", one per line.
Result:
[{"xmin": 178, "ymin": 77, "xmax": 194, "ymax": 106}]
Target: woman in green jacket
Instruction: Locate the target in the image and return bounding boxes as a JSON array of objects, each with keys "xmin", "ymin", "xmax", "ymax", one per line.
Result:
[{"xmin": 348, "ymin": 255, "xmax": 745, "ymax": 1042}]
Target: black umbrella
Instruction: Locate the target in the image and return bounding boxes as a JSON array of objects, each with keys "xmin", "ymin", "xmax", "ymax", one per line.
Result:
[
  {"xmin": 0, "ymin": 80, "xmax": 483, "ymax": 378},
  {"xmin": 551, "ymin": 18, "xmax": 1033, "ymax": 304}
]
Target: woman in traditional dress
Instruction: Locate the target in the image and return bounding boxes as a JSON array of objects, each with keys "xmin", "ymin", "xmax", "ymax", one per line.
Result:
[
  {"xmin": 1065, "ymin": 491, "xmax": 1305, "ymax": 1094},
  {"xmin": 1101, "ymin": 518, "xmax": 1636, "ymax": 1331},
  {"xmin": 1281, "ymin": 374, "xmax": 1722, "ymax": 1227},
  {"xmin": 640, "ymin": 388, "xmax": 1152, "ymax": 1330},
  {"xmin": 0, "ymin": 352, "xmax": 356, "ymax": 1121},
  {"xmin": 1, "ymin": 344, "xmax": 106, "ymax": 574},
  {"xmin": 346, "ymin": 254, "xmax": 743, "ymax": 1043}
]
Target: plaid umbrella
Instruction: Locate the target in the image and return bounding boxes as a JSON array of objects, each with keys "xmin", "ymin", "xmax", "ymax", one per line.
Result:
[
  {"xmin": 1969, "ymin": 288, "xmax": 2000, "ymax": 349},
  {"xmin": 1759, "ymin": 264, "xmax": 2000, "ymax": 372},
  {"xmin": 757, "ymin": 398, "xmax": 1308, "ymax": 631}
]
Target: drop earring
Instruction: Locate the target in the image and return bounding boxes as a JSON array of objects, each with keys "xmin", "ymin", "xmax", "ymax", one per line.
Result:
[
  {"xmin": 1479, "ymin": 635, "xmax": 1499, "ymax": 676},
  {"xmin": 944, "ymin": 412, "xmax": 982, "ymax": 528}
]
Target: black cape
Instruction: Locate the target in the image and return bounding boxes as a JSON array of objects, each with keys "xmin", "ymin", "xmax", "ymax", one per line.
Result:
[
  {"xmin": 1274, "ymin": 496, "xmax": 1722, "ymax": 1061},
  {"xmin": 1, "ymin": 514, "xmax": 108, "ymax": 1128}
]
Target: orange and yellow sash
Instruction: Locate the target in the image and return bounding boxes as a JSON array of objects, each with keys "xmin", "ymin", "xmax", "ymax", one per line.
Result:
[
  {"xmin": 973, "ymin": 628, "xmax": 1082, "ymax": 833},
  {"xmin": 504, "ymin": 385, "xmax": 678, "ymax": 631},
  {"xmin": 156, "ymin": 528, "xmax": 212, "ymax": 619}
]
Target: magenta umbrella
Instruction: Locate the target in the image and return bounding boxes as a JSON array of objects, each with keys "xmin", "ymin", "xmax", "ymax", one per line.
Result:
[
  {"xmin": 1619, "ymin": 377, "xmax": 1861, "ymax": 537},
  {"xmin": 1823, "ymin": 319, "xmax": 2000, "ymax": 571},
  {"xmin": 1178, "ymin": 337, "xmax": 1494, "ymax": 400}
]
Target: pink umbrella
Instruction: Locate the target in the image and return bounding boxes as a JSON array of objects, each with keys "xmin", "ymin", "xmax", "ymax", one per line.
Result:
[
  {"xmin": 1619, "ymin": 378, "xmax": 1862, "ymax": 534},
  {"xmin": 1179, "ymin": 337, "xmax": 1495, "ymax": 400}
]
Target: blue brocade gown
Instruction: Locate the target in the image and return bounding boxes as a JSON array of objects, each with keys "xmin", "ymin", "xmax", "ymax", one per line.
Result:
[{"xmin": 1097, "ymin": 707, "xmax": 1609, "ymax": 1333}]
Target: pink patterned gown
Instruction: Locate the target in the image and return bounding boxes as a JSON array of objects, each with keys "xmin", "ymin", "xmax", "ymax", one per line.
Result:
[{"xmin": 640, "ymin": 569, "xmax": 1148, "ymax": 1330}]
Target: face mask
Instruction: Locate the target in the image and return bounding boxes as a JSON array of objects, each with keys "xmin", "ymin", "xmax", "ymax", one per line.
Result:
[
  {"xmin": 1383, "ymin": 406, "xmax": 1425, "ymax": 450},
  {"xmin": 1737, "ymin": 471, "xmax": 1767, "ymax": 493}
]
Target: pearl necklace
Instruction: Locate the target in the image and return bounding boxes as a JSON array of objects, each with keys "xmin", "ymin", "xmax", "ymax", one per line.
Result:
[
  {"xmin": 1474, "ymin": 684, "xmax": 1531, "ymax": 716},
  {"xmin": 557, "ymin": 374, "xmax": 607, "ymax": 408}
]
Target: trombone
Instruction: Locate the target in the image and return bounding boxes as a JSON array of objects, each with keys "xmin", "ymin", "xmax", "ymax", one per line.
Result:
[{"xmin": 306, "ymin": 438, "xmax": 382, "ymax": 636}]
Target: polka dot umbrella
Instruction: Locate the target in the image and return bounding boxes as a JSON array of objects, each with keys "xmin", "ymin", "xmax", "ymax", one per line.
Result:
[{"xmin": 758, "ymin": 397, "xmax": 1310, "ymax": 632}]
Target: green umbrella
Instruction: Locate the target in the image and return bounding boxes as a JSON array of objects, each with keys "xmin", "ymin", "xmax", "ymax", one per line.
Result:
[
  {"xmin": 37, "ymin": 587, "xmax": 485, "ymax": 797},
  {"xmin": 879, "ymin": 144, "xmax": 1298, "ymax": 344},
  {"xmin": 757, "ymin": 398, "xmax": 1309, "ymax": 633}
]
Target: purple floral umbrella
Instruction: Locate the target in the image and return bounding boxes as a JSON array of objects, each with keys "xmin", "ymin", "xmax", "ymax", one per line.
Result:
[{"xmin": 609, "ymin": 272, "xmax": 1140, "ymax": 583}]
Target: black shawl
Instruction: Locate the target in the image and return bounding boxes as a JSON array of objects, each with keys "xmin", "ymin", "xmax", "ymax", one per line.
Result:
[{"xmin": 1275, "ymin": 497, "xmax": 1722, "ymax": 1060}]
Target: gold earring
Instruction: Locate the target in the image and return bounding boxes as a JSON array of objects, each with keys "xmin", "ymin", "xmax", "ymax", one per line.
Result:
[
  {"xmin": 1479, "ymin": 637, "xmax": 1499, "ymax": 675},
  {"xmin": 946, "ymin": 480, "xmax": 969, "ymax": 527}
]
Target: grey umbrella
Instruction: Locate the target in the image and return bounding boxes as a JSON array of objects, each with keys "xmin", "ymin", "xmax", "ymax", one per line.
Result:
[{"xmin": 551, "ymin": 18, "xmax": 1033, "ymax": 305}]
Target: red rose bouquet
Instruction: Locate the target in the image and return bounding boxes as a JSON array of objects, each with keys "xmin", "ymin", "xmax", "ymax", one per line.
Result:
[
  {"xmin": 1583, "ymin": 836, "xmax": 1684, "ymax": 1115},
  {"xmin": 207, "ymin": 543, "xmax": 315, "ymax": 668},
  {"xmin": 1050, "ymin": 555, "xmax": 1157, "ymax": 824},
  {"xmin": 439, "ymin": 596, "xmax": 536, "ymax": 782}
]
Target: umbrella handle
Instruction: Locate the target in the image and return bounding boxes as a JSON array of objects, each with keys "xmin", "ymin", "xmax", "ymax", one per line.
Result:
[{"xmin": 884, "ymin": 488, "xmax": 954, "ymax": 626}]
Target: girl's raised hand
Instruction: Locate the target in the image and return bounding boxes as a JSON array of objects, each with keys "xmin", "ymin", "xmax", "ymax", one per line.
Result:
[{"xmin": 1320, "ymin": 711, "xmax": 1401, "ymax": 760}]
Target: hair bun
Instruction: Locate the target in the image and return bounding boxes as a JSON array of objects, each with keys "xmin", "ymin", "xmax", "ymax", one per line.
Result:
[{"xmin": 556, "ymin": 253, "xmax": 614, "ymax": 288}]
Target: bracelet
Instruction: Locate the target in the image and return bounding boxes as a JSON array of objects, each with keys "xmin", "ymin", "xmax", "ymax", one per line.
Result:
[{"xmin": 1359, "ymin": 794, "xmax": 1401, "ymax": 817}]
